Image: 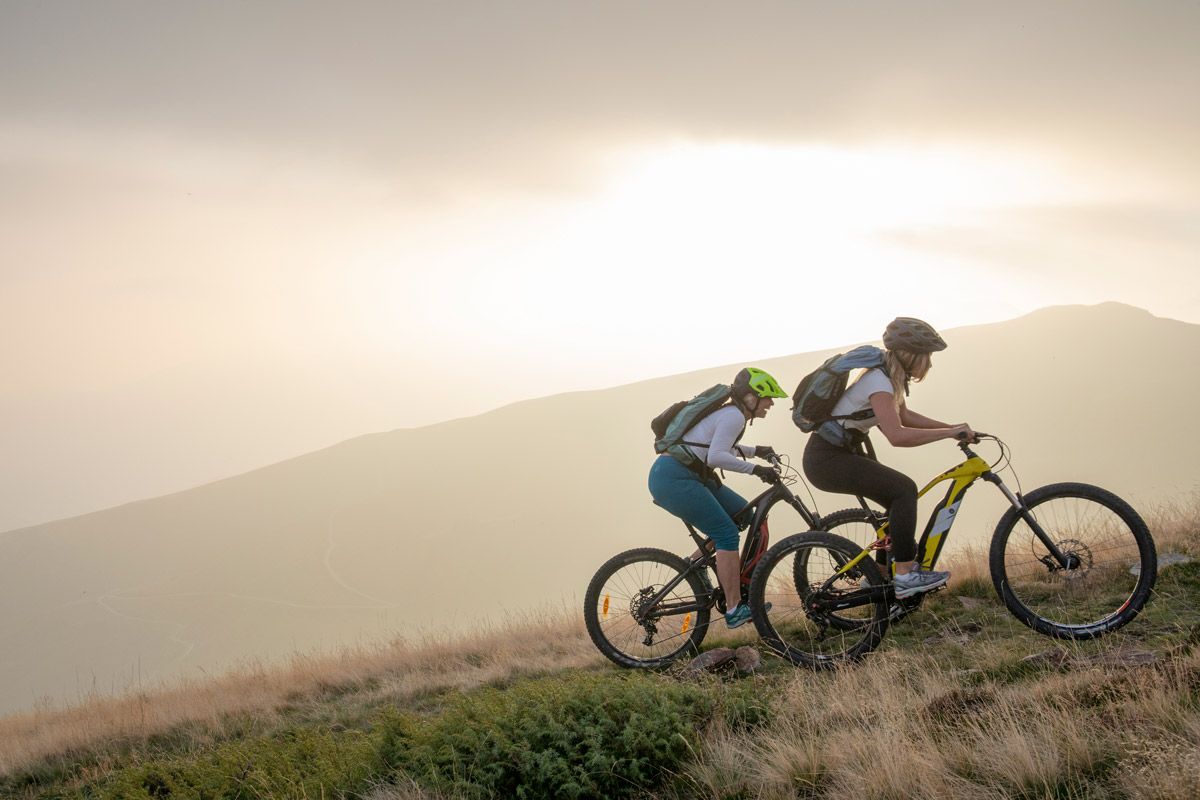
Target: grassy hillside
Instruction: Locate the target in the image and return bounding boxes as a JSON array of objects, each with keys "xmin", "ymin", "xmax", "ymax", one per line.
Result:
[
  {"xmin": 2, "ymin": 501, "xmax": 1198, "ymax": 800},
  {"xmin": 5, "ymin": 302, "xmax": 1200, "ymax": 718}
]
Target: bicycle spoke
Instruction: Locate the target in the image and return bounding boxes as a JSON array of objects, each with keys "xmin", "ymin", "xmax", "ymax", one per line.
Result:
[
  {"xmin": 992, "ymin": 484, "xmax": 1155, "ymax": 638},
  {"xmin": 750, "ymin": 532, "xmax": 888, "ymax": 669},
  {"xmin": 585, "ymin": 548, "xmax": 713, "ymax": 668}
]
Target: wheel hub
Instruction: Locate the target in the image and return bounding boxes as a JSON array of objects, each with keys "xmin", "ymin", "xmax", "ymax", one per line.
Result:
[
  {"xmin": 629, "ymin": 586, "xmax": 657, "ymax": 621},
  {"xmin": 629, "ymin": 587, "xmax": 661, "ymax": 645},
  {"xmin": 1038, "ymin": 538, "xmax": 1093, "ymax": 579}
]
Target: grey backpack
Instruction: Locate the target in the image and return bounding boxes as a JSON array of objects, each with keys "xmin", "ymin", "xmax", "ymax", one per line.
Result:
[{"xmin": 651, "ymin": 384, "xmax": 733, "ymax": 469}]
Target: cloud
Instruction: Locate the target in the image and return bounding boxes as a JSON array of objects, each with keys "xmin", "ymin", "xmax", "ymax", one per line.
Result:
[
  {"xmin": 883, "ymin": 201, "xmax": 1200, "ymax": 318},
  {"xmin": 3, "ymin": 1, "xmax": 1198, "ymax": 194}
]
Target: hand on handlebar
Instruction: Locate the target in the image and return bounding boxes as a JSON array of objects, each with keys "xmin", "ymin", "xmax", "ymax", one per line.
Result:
[
  {"xmin": 751, "ymin": 464, "xmax": 781, "ymax": 484},
  {"xmin": 954, "ymin": 425, "xmax": 979, "ymax": 444},
  {"xmin": 754, "ymin": 445, "xmax": 778, "ymax": 462}
]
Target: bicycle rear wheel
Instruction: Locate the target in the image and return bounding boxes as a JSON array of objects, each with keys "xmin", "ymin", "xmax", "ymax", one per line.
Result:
[
  {"xmin": 750, "ymin": 531, "xmax": 889, "ymax": 669},
  {"xmin": 584, "ymin": 547, "xmax": 713, "ymax": 668},
  {"xmin": 820, "ymin": 507, "xmax": 887, "ymax": 552},
  {"xmin": 990, "ymin": 483, "xmax": 1156, "ymax": 639}
]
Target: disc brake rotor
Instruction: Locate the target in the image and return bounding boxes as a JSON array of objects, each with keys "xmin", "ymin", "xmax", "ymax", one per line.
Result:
[{"xmin": 1036, "ymin": 538, "xmax": 1093, "ymax": 579}]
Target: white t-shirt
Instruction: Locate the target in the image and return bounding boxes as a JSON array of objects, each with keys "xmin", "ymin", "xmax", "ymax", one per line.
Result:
[
  {"xmin": 829, "ymin": 368, "xmax": 895, "ymax": 432},
  {"xmin": 679, "ymin": 405, "xmax": 756, "ymax": 474}
]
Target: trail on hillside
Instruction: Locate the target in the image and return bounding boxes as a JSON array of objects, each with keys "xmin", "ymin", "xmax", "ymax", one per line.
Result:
[
  {"xmin": 92, "ymin": 592, "xmax": 197, "ymax": 667},
  {"xmin": 324, "ymin": 507, "xmax": 402, "ymax": 609}
]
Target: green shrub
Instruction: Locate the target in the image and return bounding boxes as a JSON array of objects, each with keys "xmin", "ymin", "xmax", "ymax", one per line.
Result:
[
  {"xmin": 95, "ymin": 727, "xmax": 377, "ymax": 800},
  {"xmin": 719, "ymin": 681, "xmax": 774, "ymax": 732},
  {"xmin": 377, "ymin": 672, "xmax": 714, "ymax": 800}
]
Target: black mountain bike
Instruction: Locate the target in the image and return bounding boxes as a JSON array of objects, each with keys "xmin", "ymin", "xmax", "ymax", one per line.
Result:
[{"xmin": 583, "ymin": 455, "xmax": 874, "ymax": 668}]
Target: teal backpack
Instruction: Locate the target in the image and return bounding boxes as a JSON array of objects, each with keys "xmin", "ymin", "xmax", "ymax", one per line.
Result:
[
  {"xmin": 651, "ymin": 384, "xmax": 733, "ymax": 469},
  {"xmin": 791, "ymin": 345, "xmax": 887, "ymax": 446}
]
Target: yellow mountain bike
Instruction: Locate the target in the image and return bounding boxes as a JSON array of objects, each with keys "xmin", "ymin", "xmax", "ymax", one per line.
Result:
[{"xmin": 748, "ymin": 433, "xmax": 1158, "ymax": 669}]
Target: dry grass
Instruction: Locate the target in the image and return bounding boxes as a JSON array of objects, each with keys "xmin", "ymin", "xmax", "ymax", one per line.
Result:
[
  {"xmin": 0, "ymin": 607, "xmax": 602, "ymax": 777},
  {"xmin": 674, "ymin": 497, "xmax": 1200, "ymax": 800},
  {"xmin": 679, "ymin": 647, "xmax": 1200, "ymax": 799},
  {"xmin": 363, "ymin": 775, "xmax": 454, "ymax": 800},
  {"xmin": 940, "ymin": 540, "xmax": 993, "ymax": 589},
  {"xmin": 1141, "ymin": 492, "xmax": 1200, "ymax": 558}
]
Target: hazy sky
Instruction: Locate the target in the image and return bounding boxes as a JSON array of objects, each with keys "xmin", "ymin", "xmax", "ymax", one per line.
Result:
[{"xmin": 3, "ymin": 1, "xmax": 1198, "ymax": 530}]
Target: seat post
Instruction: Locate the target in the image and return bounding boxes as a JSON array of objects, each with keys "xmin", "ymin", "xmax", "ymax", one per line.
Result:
[{"xmin": 684, "ymin": 522, "xmax": 713, "ymax": 557}]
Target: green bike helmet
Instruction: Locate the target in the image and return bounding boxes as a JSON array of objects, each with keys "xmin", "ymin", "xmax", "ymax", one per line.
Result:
[{"xmin": 733, "ymin": 367, "xmax": 789, "ymax": 399}]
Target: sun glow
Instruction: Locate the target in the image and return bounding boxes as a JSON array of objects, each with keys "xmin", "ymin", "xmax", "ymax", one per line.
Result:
[
  {"xmin": 595, "ymin": 142, "xmax": 1052, "ymax": 236},
  {"xmin": 348, "ymin": 141, "xmax": 1079, "ymax": 388}
]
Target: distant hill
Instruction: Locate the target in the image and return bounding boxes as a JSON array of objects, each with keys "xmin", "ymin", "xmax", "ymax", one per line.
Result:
[{"xmin": 2, "ymin": 302, "xmax": 1196, "ymax": 716}]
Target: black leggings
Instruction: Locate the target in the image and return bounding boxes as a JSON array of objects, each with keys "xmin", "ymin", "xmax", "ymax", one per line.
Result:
[{"xmin": 803, "ymin": 434, "xmax": 919, "ymax": 562}]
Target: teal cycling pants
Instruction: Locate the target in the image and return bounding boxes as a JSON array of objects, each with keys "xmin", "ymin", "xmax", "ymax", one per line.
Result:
[{"xmin": 648, "ymin": 455, "xmax": 747, "ymax": 552}]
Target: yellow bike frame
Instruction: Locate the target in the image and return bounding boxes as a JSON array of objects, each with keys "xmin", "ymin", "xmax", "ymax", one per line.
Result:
[{"xmin": 838, "ymin": 453, "xmax": 993, "ymax": 575}]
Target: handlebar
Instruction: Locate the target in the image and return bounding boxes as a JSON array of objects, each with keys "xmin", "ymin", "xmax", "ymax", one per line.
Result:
[
  {"xmin": 761, "ymin": 452, "xmax": 790, "ymax": 485},
  {"xmin": 956, "ymin": 431, "xmax": 993, "ymax": 456}
]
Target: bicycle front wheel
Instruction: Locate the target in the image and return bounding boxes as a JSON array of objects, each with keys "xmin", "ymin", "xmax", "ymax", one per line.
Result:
[
  {"xmin": 584, "ymin": 547, "xmax": 713, "ymax": 669},
  {"xmin": 990, "ymin": 483, "xmax": 1156, "ymax": 639},
  {"xmin": 750, "ymin": 531, "xmax": 889, "ymax": 669}
]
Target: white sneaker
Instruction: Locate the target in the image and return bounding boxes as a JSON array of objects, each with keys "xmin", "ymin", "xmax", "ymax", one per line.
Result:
[{"xmin": 893, "ymin": 568, "xmax": 949, "ymax": 598}]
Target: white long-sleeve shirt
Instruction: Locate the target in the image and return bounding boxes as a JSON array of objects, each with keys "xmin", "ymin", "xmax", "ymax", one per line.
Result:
[{"xmin": 679, "ymin": 405, "xmax": 756, "ymax": 474}]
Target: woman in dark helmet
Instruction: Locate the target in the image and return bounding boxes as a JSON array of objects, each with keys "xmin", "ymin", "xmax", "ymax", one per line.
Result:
[
  {"xmin": 802, "ymin": 318, "xmax": 976, "ymax": 597},
  {"xmin": 648, "ymin": 367, "xmax": 787, "ymax": 628}
]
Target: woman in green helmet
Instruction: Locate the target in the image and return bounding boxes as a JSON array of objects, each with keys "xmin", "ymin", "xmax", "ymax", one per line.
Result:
[{"xmin": 648, "ymin": 367, "xmax": 787, "ymax": 628}]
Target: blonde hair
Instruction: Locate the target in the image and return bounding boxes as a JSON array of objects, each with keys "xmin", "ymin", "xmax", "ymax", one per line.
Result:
[
  {"xmin": 882, "ymin": 349, "xmax": 931, "ymax": 411},
  {"xmin": 845, "ymin": 348, "xmax": 932, "ymax": 412}
]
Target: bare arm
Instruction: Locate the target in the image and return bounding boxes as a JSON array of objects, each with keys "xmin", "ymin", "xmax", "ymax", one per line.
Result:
[
  {"xmin": 871, "ymin": 392, "xmax": 970, "ymax": 448},
  {"xmin": 900, "ymin": 407, "xmax": 953, "ymax": 429}
]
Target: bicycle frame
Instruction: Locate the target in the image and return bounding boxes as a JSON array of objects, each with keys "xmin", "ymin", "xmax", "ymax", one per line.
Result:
[
  {"xmin": 636, "ymin": 478, "xmax": 823, "ymax": 625},
  {"xmin": 915, "ymin": 450, "xmax": 992, "ymax": 569},
  {"xmin": 833, "ymin": 438, "xmax": 1079, "ymax": 584},
  {"xmin": 733, "ymin": 479, "xmax": 824, "ymax": 580}
]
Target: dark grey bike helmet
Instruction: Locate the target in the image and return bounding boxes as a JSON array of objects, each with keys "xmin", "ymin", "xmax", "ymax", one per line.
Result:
[{"xmin": 883, "ymin": 317, "xmax": 948, "ymax": 353}]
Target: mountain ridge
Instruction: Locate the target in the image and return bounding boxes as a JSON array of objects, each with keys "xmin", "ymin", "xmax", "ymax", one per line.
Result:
[{"xmin": 2, "ymin": 300, "xmax": 1174, "ymax": 538}]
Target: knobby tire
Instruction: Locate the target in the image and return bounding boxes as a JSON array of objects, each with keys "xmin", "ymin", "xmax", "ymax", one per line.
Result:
[
  {"xmin": 584, "ymin": 547, "xmax": 713, "ymax": 668},
  {"xmin": 749, "ymin": 531, "xmax": 889, "ymax": 670},
  {"xmin": 989, "ymin": 482, "xmax": 1156, "ymax": 639}
]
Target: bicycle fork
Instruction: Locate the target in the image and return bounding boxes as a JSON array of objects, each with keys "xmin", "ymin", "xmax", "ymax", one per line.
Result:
[{"xmin": 985, "ymin": 473, "xmax": 1082, "ymax": 571}]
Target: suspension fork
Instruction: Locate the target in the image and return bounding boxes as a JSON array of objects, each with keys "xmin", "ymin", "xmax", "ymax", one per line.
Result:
[
  {"xmin": 769, "ymin": 483, "xmax": 821, "ymax": 529},
  {"xmin": 985, "ymin": 472, "xmax": 1079, "ymax": 568}
]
